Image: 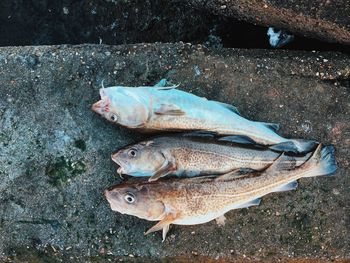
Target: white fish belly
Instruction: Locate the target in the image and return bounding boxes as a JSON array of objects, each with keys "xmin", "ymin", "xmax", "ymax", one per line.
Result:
[{"xmin": 173, "ymin": 199, "xmax": 256, "ymax": 225}]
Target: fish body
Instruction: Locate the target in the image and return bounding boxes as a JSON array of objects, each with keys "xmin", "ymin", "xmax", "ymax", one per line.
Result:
[
  {"xmin": 92, "ymin": 86, "xmax": 317, "ymax": 153},
  {"xmin": 105, "ymin": 144, "xmax": 336, "ymax": 241},
  {"xmin": 112, "ymin": 135, "xmax": 312, "ymax": 181}
]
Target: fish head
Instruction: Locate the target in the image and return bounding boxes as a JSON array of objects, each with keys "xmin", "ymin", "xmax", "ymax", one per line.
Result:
[
  {"xmin": 112, "ymin": 140, "xmax": 167, "ymax": 177},
  {"xmin": 104, "ymin": 183, "xmax": 165, "ymax": 220},
  {"xmin": 92, "ymin": 87, "xmax": 149, "ymax": 128}
]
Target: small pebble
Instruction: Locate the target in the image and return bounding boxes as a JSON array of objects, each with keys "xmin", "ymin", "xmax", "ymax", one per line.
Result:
[{"xmin": 332, "ymin": 188, "xmax": 340, "ymax": 195}]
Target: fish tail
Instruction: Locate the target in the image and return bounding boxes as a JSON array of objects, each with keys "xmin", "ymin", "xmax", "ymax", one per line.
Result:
[
  {"xmin": 269, "ymin": 139, "xmax": 318, "ymax": 154},
  {"xmin": 303, "ymin": 144, "xmax": 337, "ymax": 178}
]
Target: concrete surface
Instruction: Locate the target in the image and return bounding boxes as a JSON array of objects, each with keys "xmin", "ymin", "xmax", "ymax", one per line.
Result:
[{"xmin": 0, "ymin": 43, "xmax": 349, "ymax": 262}]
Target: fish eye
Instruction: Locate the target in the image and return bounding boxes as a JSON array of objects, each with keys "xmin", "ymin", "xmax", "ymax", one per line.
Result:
[
  {"xmin": 128, "ymin": 149, "xmax": 137, "ymax": 157},
  {"xmin": 124, "ymin": 192, "xmax": 135, "ymax": 204},
  {"xmin": 109, "ymin": 114, "xmax": 118, "ymax": 122}
]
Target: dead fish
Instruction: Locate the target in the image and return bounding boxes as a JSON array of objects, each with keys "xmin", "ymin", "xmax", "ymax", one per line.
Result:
[
  {"xmin": 105, "ymin": 144, "xmax": 336, "ymax": 241},
  {"xmin": 92, "ymin": 85, "xmax": 316, "ymax": 153},
  {"xmin": 112, "ymin": 134, "xmax": 312, "ymax": 181}
]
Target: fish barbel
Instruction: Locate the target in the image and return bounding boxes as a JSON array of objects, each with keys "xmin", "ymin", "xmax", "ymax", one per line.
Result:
[
  {"xmin": 92, "ymin": 85, "xmax": 317, "ymax": 154},
  {"xmin": 112, "ymin": 135, "xmax": 312, "ymax": 181},
  {"xmin": 105, "ymin": 144, "xmax": 336, "ymax": 241}
]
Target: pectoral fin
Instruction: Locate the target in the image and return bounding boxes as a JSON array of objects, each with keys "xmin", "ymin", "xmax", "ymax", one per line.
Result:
[
  {"xmin": 213, "ymin": 100, "xmax": 241, "ymax": 116},
  {"xmin": 148, "ymin": 160, "xmax": 176, "ymax": 182},
  {"xmin": 162, "ymin": 224, "xmax": 170, "ymax": 242},
  {"xmin": 144, "ymin": 213, "xmax": 178, "ymax": 242},
  {"xmin": 154, "ymin": 104, "xmax": 185, "ymax": 116}
]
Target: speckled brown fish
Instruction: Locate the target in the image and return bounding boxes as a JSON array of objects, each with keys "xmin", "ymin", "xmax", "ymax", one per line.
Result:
[
  {"xmin": 105, "ymin": 144, "xmax": 336, "ymax": 241},
  {"xmin": 112, "ymin": 135, "xmax": 312, "ymax": 181},
  {"xmin": 92, "ymin": 85, "xmax": 317, "ymax": 153}
]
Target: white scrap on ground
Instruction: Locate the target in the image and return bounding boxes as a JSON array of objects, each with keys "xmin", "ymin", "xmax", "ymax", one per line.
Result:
[{"xmin": 267, "ymin": 27, "xmax": 294, "ymax": 48}]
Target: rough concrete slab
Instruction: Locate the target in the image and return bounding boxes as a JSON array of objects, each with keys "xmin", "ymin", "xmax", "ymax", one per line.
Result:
[
  {"xmin": 0, "ymin": 43, "xmax": 349, "ymax": 262},
  {"xmin": 188, "ymin": 0, "xmax": 350, "ymax": 45}
]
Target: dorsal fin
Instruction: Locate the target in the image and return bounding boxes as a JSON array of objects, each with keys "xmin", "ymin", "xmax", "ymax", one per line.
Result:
[
  {"xmin": 218, "ymin": 135, "xmax": 256, "ymax": 145},
  {"xmin": 154, "ymin": 79, "xmax": 168, "ymax": 87},
  {"xmin": 262, "ymin": 122, "xmax": 280, "ymax": 132},
  {"xmin": 264, "ymin": 153, "xmax": 295, "ymax": 174},
  {"xmin": 153, "ymin": 78, "xmax": 179, "ymax": 90},
  {"xmin": 153, "ymin": 85, "xmax": 178, "ymax": 90},
  {"xmin": 213, "ymin": 100, "xmax": 241, "ymax": 115}
]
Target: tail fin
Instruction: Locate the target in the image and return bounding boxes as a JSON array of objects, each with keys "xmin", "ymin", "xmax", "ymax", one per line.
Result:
[
  {"xmin": 303, "ymin": 144, "xmax": 337, "ymax": 178},
  {"xmin": 269, "ymin": 139, "xmax": 318, "ymax": 154}
]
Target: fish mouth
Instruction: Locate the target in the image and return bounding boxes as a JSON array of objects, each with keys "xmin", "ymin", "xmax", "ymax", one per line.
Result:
[
  {"xmin": 111, "ymin": 154, "xmax": 128, "ymax": 176},
  {"xmin": 91, "ymin": 100, "xmax": 104, "ymax": 114},
  {"xmin": 91, "ymin": 97, "xmax": 110, "ymax": 114}
]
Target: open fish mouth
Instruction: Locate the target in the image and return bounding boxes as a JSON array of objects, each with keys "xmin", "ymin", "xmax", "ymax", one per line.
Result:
[
  {"xmin": 91, "ymin": 96, "xmax": 111, "ymax": 114},
  {"xmin": 91, "ymin": 100, "xmax": 104, "ymax": 114},
  {"xmin": 111, "ymin": 155, "xmax": 128, "ymax": 175}
]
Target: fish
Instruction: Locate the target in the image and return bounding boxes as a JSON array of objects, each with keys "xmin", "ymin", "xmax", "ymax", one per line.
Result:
[
  {"xmin": 92, "ymin": 84, "xmax": 317, "ymax": 153},
  {"xmin": 104, "ymin": 144, "xmax": 336, "ymax": 241},
  {"xmin": 112, "ymin": 134, "xmax": 312, "ymax": 181}
]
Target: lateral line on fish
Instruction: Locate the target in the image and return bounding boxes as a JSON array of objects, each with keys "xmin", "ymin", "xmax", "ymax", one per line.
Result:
[
  {"xmin": 171, "ymin": 146, "xmax": 276, "ymax": 165},
  {"xmin": 171, "ymin": 169, "xmax": 310, "ymax": 200}
]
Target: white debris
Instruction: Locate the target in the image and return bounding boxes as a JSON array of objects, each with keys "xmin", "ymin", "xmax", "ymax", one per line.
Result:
[
  {"xmin": 267, "ymin": 27, "xmax": 294, "ymax": 48},
  {"xmin": 63, "ymin": 7, "xmax": 69, "ymax": 15}
]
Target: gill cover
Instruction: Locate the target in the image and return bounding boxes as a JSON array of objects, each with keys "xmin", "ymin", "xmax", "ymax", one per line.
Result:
[{"xmin": 103, "ymin": 87, "xmax": 150, "ymax": 128}]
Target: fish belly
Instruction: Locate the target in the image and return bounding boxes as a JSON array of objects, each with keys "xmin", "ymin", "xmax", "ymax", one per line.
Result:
[
  {"xmin": 174, "ymin": 211, "xmax": 225, "ymax": 225},
  {"xmin": 173, "ymin": 199, "xmax": 258, "ymax": 226}
]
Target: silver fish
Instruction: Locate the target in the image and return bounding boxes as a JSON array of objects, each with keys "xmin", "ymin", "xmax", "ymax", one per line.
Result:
[
  {"xmin": 112, "ymin": 135, "xmax": 312, "ymax": 181},
  {"xmin": 92, "ymin": 85, "xmax": 317, "ymax": 153},
  {"xmin": 105, "ymin": 144, "xmax": 336, "ymax": 241}
]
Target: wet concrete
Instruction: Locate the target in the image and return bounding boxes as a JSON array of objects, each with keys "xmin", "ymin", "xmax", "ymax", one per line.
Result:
[{"xmin": 0, "ymin": 43, "xmax": 349, "ymax": 262}]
